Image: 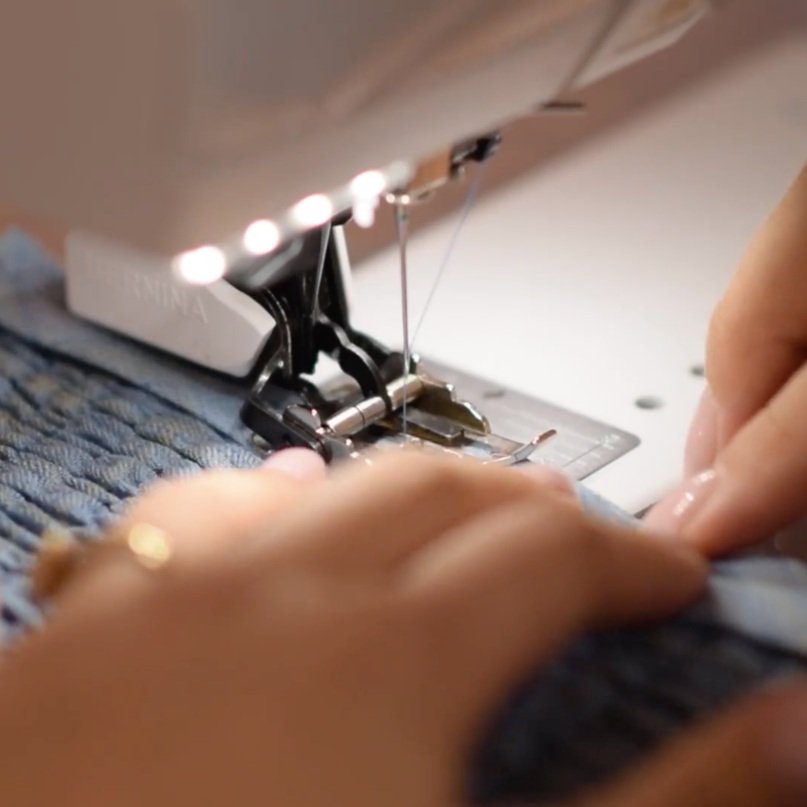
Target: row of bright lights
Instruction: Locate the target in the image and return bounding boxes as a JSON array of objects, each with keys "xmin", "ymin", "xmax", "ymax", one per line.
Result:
[{"xmin": 175, "ymin": 170, "xmax": 391, "ymax": 286}]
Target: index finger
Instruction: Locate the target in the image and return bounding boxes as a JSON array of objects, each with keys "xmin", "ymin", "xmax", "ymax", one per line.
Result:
[
  {"xmin": 402, "ymin": 498, "xmax": 705, "ymax": 729},
  {"xmin": 121, "ymin": 450, "xmax": 327, "ymax": 559}
]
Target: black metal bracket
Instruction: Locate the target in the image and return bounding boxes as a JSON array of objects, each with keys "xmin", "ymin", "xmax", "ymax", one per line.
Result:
[{"xmin": 234, "ymin": 225, "xmax": 406, "ymax": 459}]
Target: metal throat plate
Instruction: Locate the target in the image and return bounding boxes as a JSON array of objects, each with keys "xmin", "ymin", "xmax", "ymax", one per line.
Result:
[{"xmin": 424, "ymin": 360, "xmax": 639, "ymax": 481}]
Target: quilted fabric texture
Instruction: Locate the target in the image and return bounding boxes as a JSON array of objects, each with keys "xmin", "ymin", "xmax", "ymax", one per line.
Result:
[
  {"xmin": 0, "ymin": 331, "xmax": 259, "ymax": 640},
  {"xmin": 0, "ymin": 229, "xmax": 805, "ymax": 804}
]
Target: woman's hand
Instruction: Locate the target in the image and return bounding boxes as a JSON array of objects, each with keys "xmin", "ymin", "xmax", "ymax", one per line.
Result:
[
  {"xmin": 647, "ymin": 163, "xmax": 807, "ymax": 555},
  {"xmin": 1, "ymin": 451, "xmax": 806, "ymax": 807}
]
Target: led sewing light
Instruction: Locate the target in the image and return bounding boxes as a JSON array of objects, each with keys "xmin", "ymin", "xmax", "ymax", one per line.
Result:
[
  {"xmin": 292, "ymin": 194, "xmax": 335, "ymax": 229},
  {"xmin": 243, "ymin": 219, "xmax": 282, "ymax": 256},
  {"xmin": 171, "ymin": 162, "xmax": 413, "ymax": 289},
  {"xmin": 350, "ymin": 170, "xmax": 386, "ymax": 229},
  {"xmin": 174, "ymin": 246, "xmax": 227, "ymax": 286}
]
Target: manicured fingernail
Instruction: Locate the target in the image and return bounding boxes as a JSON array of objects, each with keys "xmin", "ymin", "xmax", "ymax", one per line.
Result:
[
  {"xmin": 262, "ymin": 448, "xmax": 328, "ymax": 481},
  {"xmin": 519, "ymin": 464, "xmax": 576, "ymax": 497},
  {"xmin": 684, "ymin": 386, "xmax": 719, "ymax": 477},
  {"xmin": 643, "ymin": 469, "xmax": 719, "ymax": 537}
]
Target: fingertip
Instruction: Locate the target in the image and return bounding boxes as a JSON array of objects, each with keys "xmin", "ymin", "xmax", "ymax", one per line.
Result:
[
  {"xmin": 517, "ymin": 464, "xmax": 577, "ymax": 498},
  {"xmin": 635, "ymin": 511, "xmax": 709, "ymax": 597},
  {"xmin": 262, "ymin": 448, "xmax": 328, "ymax": 482},
  {"xmin": 636, "ymin": 525, "xmax": 708, "ymax": 600},
  {"xmin": 642, "ymin": 491, "xmax": 685, "ymax": 540},
  {"xmin": 642, "ymin": 470, "xmax": 721, "ymax": 542},
  {"xmin": 666, "ymin": 535, "xmax": 709, "ymax": 593}
]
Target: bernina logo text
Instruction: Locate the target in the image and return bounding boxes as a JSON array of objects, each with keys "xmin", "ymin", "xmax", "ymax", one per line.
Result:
[
  {"xmin": 73, "ymin": 241, "xmax": 210, "ymax": 325},
  {"xmin": 122, "ymin": 270, "xmax": 209, "ymax": 324}
]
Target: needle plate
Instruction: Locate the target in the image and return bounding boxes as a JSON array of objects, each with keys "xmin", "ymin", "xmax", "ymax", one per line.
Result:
[{"xmin": 424, "ymin": 360, "xmax": 639, "ymax": 481}]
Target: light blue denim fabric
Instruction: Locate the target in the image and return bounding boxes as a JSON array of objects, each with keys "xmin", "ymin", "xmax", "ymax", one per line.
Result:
[
  {"xmin": 1, "ymin": 229, "xmax": 806, "ymax": 804},
  {"xmin": 0, "ymin": 230, "xmax": 260, "ymax": 640}
]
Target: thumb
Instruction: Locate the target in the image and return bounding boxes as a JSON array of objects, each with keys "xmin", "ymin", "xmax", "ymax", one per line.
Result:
[
  {"xmin": 645, "ymin": 363, "xmax": 807, "ymax": 555},
  {"xmin": 658, "ymin": 165, "xmax": 807, "ymax": 554},
  {"xmin": 705, "ymin": 162, "xmax": 807, "ymax": 451},
  {"xmin": 580, "ymin": 683, "xmax": 807, "ymax": 807}
]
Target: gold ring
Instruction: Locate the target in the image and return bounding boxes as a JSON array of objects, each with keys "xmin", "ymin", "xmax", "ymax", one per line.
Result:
[{"xmin": 31, "ymin": 523, "xmax": 174, "ymax": 603}]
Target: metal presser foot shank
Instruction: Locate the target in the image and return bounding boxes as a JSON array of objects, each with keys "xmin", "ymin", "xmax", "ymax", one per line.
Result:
[{"xmin": 235, "ymin": 223, "xmax": 555, "ymax": 465}]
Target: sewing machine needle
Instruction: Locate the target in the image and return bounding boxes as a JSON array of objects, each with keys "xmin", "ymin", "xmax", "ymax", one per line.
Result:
[
  {"xmin": 395, "ymin": 204, "xmax": 411, "ymax": 437},
  {"xmin": 310, "ymin": 222, "xmax": 332, "ymax": 323}
]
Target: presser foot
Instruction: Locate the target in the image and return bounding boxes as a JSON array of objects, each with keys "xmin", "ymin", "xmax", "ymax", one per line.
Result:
[
  {"xmin": 242, "ymin": 362, "xmax": 555, "ymax": 466},
  {"xmin": 236, "ymin": 222, "xmax": 554, "ymax": 465}
]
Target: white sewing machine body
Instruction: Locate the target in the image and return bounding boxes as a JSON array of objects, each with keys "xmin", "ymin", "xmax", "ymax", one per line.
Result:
[{"xmin": 2, "ymin": 0, "xmax": 710, "ymax": 257}]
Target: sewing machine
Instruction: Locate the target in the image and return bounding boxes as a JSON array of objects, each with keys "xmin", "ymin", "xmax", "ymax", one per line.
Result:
[{"xmin": 0, "ymin": 0, "xmax": 743, "ymax": 508}]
